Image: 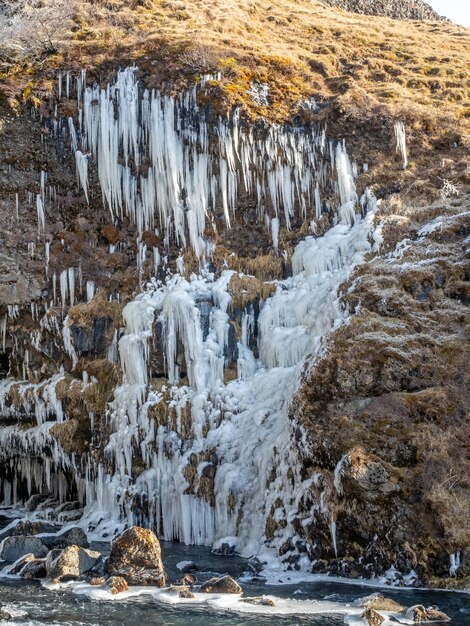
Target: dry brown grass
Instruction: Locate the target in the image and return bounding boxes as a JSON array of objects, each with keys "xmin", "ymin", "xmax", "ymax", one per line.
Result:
[
  {"xmin": 2, "ymin": 0, "xmax": 468, "ymax": 128},
  {"xmin": 228, "ymin": 273, "xmax": 276, "ymax": 309}
]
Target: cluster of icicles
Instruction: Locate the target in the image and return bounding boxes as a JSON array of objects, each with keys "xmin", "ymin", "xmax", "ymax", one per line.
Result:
[
  {"xmin": 62, "ymin": 67, "xmax": 359, "ymax": 258},
  {"xmin": 0, "ymin": 67, "xmax": 381, "ymax": 563}
]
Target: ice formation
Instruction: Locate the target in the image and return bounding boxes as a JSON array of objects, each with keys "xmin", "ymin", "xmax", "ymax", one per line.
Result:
[
  {"xmin": 49, "ymin": 67, "xmax": 361, "ymax": 260},
  {"xmin": 394, "ymin": 121, "xmax": 408, "ymax": 170},
  {"xmin": 0, "ymin": 67, "xmax": 381, "ymax": 564}
]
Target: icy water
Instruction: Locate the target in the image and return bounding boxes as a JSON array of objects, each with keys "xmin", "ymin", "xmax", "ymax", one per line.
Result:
[{"xmin": 1, "ymin": 540, "xmax": 470, "ymax": 626}]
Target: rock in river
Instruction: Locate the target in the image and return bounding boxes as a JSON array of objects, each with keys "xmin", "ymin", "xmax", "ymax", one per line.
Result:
[{"xmin": 106, "ymin": 526, "xmax": 166, "ymax": 587}]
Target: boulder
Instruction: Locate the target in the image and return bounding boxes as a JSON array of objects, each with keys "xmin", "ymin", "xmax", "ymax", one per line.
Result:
[
  {"xmin": 404, "ymin": 605, "xmax": 450, "ymax": 622},
  {"xmin": 362, "ymin": 608, "xmax": 385, "ymax": 626},
  {"xmin": 179, "ymin": 589, "xmax": 195, "ymax": 599},
  {"xmin": 0, "ymin": 607, "xmax": 12, "ymax": 621},
  {"xmin": 106, "ymin": 526, "xmax": 166, "ymax": 587},
  {"xmin": 177, "ymin": 560, "xmax": 197, "ymax": 573},
  {"xmin": 24, "ymin": 494, "xmax": 49, "ymax": 511},
  {"xmin": 241, "ymin": 596, "xmax": 275, "ymax": 607},
  {"xmin": 212, "ymin": 542, "xmax": 236, "ymax": 556},
  {"xmin": 46, "ymin": 545, "xmax": 102, "ymax": 581},
  {"xmin": 0, "ymin": 520, "xmax": 60, "ymax": 542},
  {"xmin": 356, "ymin": 593, "xmax": 405, "ymax": 612},
  {"xmin": 58, "ymin": 510, "xmax": 83, "ymax": 523},
  {"xmin": 0, "ymin": 536, "xmax": 48, "ymax": 562},
  {"xmin": 199, "ymin": 575, "xmax": 242, "ymax": 594},
  {"xmin": 41, "ymin": 527, "xmax": 89, "ymax": 549},
  {"xmin": 7, "ymin": 553, "xmax": 35, "ymax": 575},
  {"xmin": 19, "ymin": 558, "xmax": 47, "ymax": 580},
  {"xmin": 178, "ymin": 573, "xmax": 196, "ymax": 585},
  {"xmin": 106, "ymin": 576, "xmax": 129, "ymax": 595},
  {"xmin": 89, "ymin": 577, "xmax": 106, "ymax": 586}
]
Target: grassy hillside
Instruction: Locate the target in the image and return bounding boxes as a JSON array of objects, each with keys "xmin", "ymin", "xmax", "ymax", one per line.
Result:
[{"xmin": 1, "ymin": 0, "xmax": 469, "ymax": 129}]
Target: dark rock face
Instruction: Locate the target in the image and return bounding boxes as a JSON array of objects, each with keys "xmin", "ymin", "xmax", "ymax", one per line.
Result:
[
  {"xmin": 19, "ymin": 558, "xmax": 47, "ymax": 579},
  {"xmin": 321, "ymin": 0, "xmax": 444, "ymax": 21},
  {"xmin": 70, "ymin": 317, "xmax": 113, "ymax": 357},
  {"xmin": 106, "ymin": 526, "xmax": 166, "ymax": 587},
  {"xmin": 199, "ymin": 575, "xmax": 242, "ymax": 594}
]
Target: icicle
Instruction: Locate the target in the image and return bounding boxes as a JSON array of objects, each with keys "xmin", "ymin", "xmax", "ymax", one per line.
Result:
[
  {"xmin": 36, "ymin": 195, "xmax": 45, "ymax": 235},
  {"xmin": 394, "ymin": 121, "xmax": 408, "ymax": 169},
  {"xmin": 1, "ymin": 317, "xmax": 6, "ymax": 353},
  {"xmin": 271, "ymin": 217, "xmax": 280, "ymax": 255},
  {"xmin": 86, "ymin": 280, "xmax": 95, "ymax": 302},
  {"xmin": 75, "ymin": 151, "xmax": 89, "ymax": 203}
]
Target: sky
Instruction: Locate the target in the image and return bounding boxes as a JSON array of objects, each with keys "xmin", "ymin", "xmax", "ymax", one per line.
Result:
[{"xmin": 426, "ymin": 0, "xmax": 470, "ymax": 26}]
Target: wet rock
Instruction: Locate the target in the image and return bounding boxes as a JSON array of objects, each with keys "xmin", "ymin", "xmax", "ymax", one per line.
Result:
[
  {"xmin": 0, "ymin": 607, "xmax": 12, "ymax": 621},
  {"xmin": 106, "ymin": 526, "xmax": 166, "ymax": 587},
  {"xmin": 19, "ymin": 558, "xmax": 47, "ymax": 580},
  {"xmin": 57, "ymin": 510, "xmax": 84, "ymax": 523},
  {"xmin": 89, "ymin": 577, "xmax": 106, "ymax": 586},
  {"xmin": 41, "ymin": 527, "xmax": 89, "ymax": 550},
  {"xmin": 106, "ymin": 576, "xmax": 129, "ymax": 595},
  {"xmin": 199, "ymin": 575, "xmax": 242, "ymax": 594},
  {"xmin": 0, "ymin": 536, "xmax": 48, "ymax": 562},
  {"xmin": 247, "ymin": 557, "xmax": 264, "ymax": 574},
  {"xmin": 24, "ymin": 494, "xmax": 49, "ymax": 511},
  {"xmin": 241, "ymin": 596, "xmax": 275, "ymax": 606},
  {"xmin": 404, "ymin": 605, "xmax": 450, "ymax": 622},
  {"xmin": 178, "ymin": 573, "xmax": 196, "ymax": 585},
  {"xmin": 7, "ymin": 553, "xmax": 35, "ymax": 574},
  {"xmin": 179, "ymin": 589, "xmax": 195, "ymax": 599},
  {"xmin": 46, "ymin": 545, "xmax": 102, "ymax": 581},
  {"xmin": 178, "ymin": 560, "xmax": 197, "ymax": 573},
  {"xmin": 212, "ymin": 542, "xmax": 236, "ymax": 556},
  {"xmin": 362, "ymin": 608, "xmax": 385, "ymax": 626},
  {"xmin": 356, "ymin": 593, "xmax": 405, "ymax": 612},
  {"xmin": 55, "ymin": 501, "xmax": 81, "ymax": 514},
  {"xmin": 0, "ymin": 520, "xmax": 60, "ymax": 542}
]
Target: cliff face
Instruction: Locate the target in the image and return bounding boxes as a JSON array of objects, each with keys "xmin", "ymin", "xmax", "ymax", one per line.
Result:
[
  {"xmin": 321, "ymin": 0, "xmax": 444, "ymax": 21},
  {"xmin": 0, "ymin": 0, "xmax": 469, "ymax": 589}
]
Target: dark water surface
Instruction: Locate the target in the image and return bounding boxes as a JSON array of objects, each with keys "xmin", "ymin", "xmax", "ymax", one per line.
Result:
[{"xmin": 0, "ymin": 540, "xmax": 469, "ymax": 626}]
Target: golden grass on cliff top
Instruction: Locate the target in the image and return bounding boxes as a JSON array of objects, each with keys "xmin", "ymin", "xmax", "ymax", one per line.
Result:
[{"xmin": 2, "ymin": 0, "xmax": 469, "ymax": 128}]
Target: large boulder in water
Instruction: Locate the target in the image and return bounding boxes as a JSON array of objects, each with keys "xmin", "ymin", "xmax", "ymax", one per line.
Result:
[
  {"xmin": 46, "ymin": 545, "xmax": 102, "ymax": 581},
  {"xmin": 41, "ymin": 527, "xmax": 89, "ymax": 549},
  {"xmin": 106, "ymin": 526, "xmax": 166, "ymax": 587},
  {"xmin": 199, "ymin": 575, "xmax": 242, "ymax": 594},
  {"xmin": 0, "ymin": 536, "xmax": 48, "ymax": 562}
]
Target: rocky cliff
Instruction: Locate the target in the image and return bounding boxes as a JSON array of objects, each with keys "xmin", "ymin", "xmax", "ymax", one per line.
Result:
[
  {"xmin": 321, "ymin": 0, "xmax": 444, "ymax": 21},
  {"xmin": 0, "ymin": 0, "xmax": 468, "ymax": 589}
]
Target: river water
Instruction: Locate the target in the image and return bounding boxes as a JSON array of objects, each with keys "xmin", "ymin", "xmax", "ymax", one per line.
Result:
[{"xmin": 1, "ymin": 539, "xmax": 469, "ymax": 626}]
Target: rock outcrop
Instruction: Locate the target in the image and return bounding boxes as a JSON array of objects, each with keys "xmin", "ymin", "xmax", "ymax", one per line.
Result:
[
  {"xmin": 321, "ymin": 0, "xmax": 444, "ymax": 21},
  {"xmin": 106, "ymin": 527, "xmax": 166, "ymax": 587}
]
